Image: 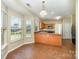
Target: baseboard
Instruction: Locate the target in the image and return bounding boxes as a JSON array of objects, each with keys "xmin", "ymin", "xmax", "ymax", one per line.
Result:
[
  {"xmin": 63, "ymin": 38, "xmax": 72, "ymax": 40},
  {"xmin": 2, "ymin": 45, "xmax": 8, "ymax": 59},
  {"xmin": 24, "ymin": 41, "xmax": 35, "ymax": 44},
  {"xmin": 64, "ymin": 39, "xmax": 71, "ymax": 40},
  {"xmin": 3, "ymin": 43, "xmax": 24, "ymax": 59},
  {"xmin": 3, "ymin": 41, "xmax": 34, "ymax": 59}
]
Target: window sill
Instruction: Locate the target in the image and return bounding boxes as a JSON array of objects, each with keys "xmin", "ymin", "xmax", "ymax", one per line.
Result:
[
  {"xmin": 1, "ymin": 44, "xmax": 8, "ymax": 50},
  {"xmin": 26, "ymin": 34, "xmax": 32, "ymax": 37},
  {"xmin": 10, "ymin": 39, "xmax": 21, "ymax": 43}
]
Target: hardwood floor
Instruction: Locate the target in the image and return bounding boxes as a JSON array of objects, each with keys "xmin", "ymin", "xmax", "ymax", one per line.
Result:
[{"xmin": 6, "ymin": 40, "xmax": 75, "ymax": 59}]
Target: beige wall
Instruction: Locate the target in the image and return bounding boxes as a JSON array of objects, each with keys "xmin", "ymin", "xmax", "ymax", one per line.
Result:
[
  {"xmin": 72, "ymin": 14, "xmax": 76, "ymax": 27},
  {"xmin": 62, "ymin": 14, "xmax": 75, "ymax": 39}
]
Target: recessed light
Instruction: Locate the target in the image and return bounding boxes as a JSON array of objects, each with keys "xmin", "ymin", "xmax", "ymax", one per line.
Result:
[
  {"xmin": 42, "ymin": 1, "xmax": 45, "ymax": 3},
  {"xmin": 26, "ymin": 3, "xmax": 30, "ymax": 7}
]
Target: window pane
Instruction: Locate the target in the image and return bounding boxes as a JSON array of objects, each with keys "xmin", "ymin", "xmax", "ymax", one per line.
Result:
[
  {"xmin": 26, "ymin": 20, "xmax": 32, "ymax": 37},
  {"xmin": 34, "ymin": 20, "xmax": 38, "ymax": 31},
  {"xmin": 11, "ymin": 16, "xmax": 21, "ymax": 40},
  {"xmin": 35, "ymin": 25, "xmax": 38, "ymax": 31}
]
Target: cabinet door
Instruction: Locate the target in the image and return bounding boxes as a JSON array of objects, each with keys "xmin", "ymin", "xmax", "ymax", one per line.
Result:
[
  {"xmin": 47, "ymin": 34, "xmax": 62, "ymax": 46},
  {"xmin": 35, "ymin": 33, "xmax": 49, "ymax": 43}
]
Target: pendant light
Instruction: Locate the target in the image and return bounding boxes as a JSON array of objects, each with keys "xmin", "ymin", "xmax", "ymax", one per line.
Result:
[{"xmin": 40, "ymin": 0, "xmax": 47, "ymax": 17}]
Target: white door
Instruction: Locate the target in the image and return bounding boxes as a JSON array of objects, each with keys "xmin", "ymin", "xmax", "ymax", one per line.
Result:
[{"xmin": 62, "ymin": 17, "xmax": 72, "ymax": 39}]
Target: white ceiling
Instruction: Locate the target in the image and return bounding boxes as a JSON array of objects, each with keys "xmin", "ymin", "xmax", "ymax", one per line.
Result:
[{"xmin": 2, "ymin": 0, "xmax": 75, "ymax": 20}]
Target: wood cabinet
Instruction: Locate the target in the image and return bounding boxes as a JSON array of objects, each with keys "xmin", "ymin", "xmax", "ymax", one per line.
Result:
[
  {"xmin": 40, "ymin": 22, "xmax": 55, "ymax": 29},
  {"xmin": 35, "ymin": 32, "xmax": 62, "ymax": 46}
]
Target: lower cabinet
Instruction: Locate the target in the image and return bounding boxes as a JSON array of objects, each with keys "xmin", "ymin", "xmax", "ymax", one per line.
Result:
[{"xmin": 35, "ymin": 32, "xmax": 62, "ymax": 46}]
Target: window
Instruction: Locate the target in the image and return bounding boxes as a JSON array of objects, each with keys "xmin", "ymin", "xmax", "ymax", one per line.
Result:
[
  {"xmin": 11, "ymin": 16, "xmax": 22, "ymax": 41},
  {"xmin": 1, "ymin": 11, "xmax": 7, "ymax": 46},
  {"xmin": 34, "ymin": 19, "xmax": 39, "ymax": 31},
  {"xmin": 26, "ymin": 20, "xmax": 32, "ymax": 37},
  {"xmin": 35, "ymin": 25, "xmax": 38, "ymax": 31},
  {"xmin": 34, "ymin": 21, "xmax": 38, "ymax": 31}
]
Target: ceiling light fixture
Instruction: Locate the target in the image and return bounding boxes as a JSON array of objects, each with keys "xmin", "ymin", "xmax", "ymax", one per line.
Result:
[
  {"xmin": 56, "ymin": 16, "xmax": 61, "ymax": 19},
  {"xmin": 40, "ymin": 0, "xmax": 47, "ymax": 17},
  {"xmin": 40, "ymin": 10, "xmax": 47, "ymax": 17}
]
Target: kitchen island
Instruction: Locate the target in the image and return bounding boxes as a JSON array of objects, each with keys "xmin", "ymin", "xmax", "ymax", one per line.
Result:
[{"xmin": 35, "ymin": 32, "xmax": 62, "ymax": 46}]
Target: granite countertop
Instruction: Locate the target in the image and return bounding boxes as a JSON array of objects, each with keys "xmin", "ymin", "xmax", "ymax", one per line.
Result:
[
  {"xmin": 35, "ymin": 31, "xmax": 62, "ymax": 36},
  {"xmin": 35, "ymin": 30, "xmax": 54, "ymax": 33}
]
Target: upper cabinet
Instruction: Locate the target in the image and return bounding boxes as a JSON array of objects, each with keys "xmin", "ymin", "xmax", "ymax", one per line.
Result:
[{"xmin": 40, "ymin": 21, "xmax": 62, "ymax": 34}]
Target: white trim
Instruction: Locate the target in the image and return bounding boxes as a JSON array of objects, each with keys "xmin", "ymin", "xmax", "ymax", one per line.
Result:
[
  {"xmin": 1, "ymin": 9, "xmax": 8, "ymax": 14},
  {"xmin": 63, "ymin": 37, "xmax": 72, "ymax": 39},
  {"xmin": 3, "ymin": 43, "xmax": 24, "ymax": 59},
  {"xmin": 10, "ymin": 39, "xmax": 22, "ymax": 43},
  {"xmin": 8, "ymin": 41, "xmax": 34, "ymax": 53},
  {"xmin": 26, "ymin": 34, "xmax": 32, "ymax": 37},
  {"xmin": 63, "ymin": 38, "xmax": 72, "ymax": 39},
  {"xmin": 3, "ymin": 52, "xmax": 8, "ymax": 59},
  {"xmin": 24, "ymin": 41, "xmax": 35, "ymax": 44},
  {"xmin": 1, "ymin": 44, "xmax": 8, "ymax": 50},
  {"xmin": 3, "ymin": 41, "xmax": 34, "ymax": 59}
]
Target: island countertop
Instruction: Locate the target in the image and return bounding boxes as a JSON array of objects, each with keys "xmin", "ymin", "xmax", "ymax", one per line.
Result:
[
  {"xmin": 35, "ymin": 31, "xmax": 61, "ymax": 35},
  {"xmin": 34, "ymin": 32, "xmax": 62, "ymax": 46}
]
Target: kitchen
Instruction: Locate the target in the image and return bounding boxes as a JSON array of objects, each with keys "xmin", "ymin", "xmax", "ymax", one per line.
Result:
[{"xmin": 35, "ymin": 19, "xmax": 62, "ymax": 46}]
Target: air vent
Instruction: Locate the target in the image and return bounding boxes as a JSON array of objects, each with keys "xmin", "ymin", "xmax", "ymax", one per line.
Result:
[
  {"xmin": 26, "ymin": 3, "xmax": 30, "ymax": 7},
  {"xmin": 42, "ymin": 1, "xmax": 45, "ymax": 3}
]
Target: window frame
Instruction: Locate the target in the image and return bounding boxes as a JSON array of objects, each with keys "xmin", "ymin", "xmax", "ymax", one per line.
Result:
[
  {"xmin": 10, "ymin": 16, "xmax": 22, "ymax": 42},
  {"xmin": 26, "ymin": 20, "xmax": 32, "ymax": 37},
  {"xmin": 1, "ymin": 10, "xmax": 8, "ymax": 49}
]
